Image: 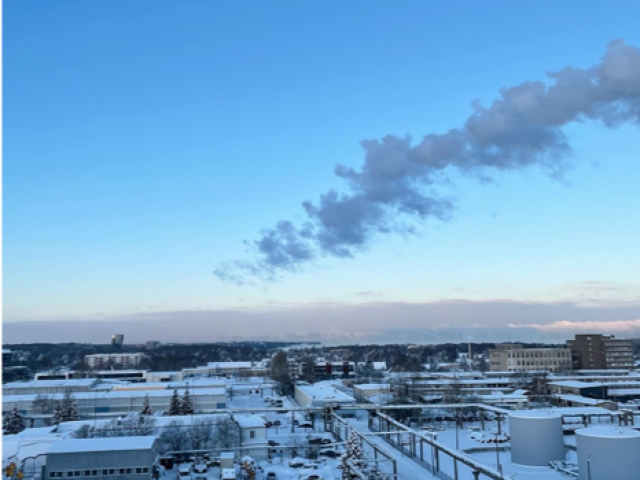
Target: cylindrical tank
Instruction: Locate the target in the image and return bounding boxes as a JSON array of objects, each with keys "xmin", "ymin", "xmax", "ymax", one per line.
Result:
[
  {"xmin": 576, "ymin": 426, "xmax": 640, "ymax": 480},
  {"xmin": 509, "ymin": 411, "xmax": 565, "ymax": 466}
]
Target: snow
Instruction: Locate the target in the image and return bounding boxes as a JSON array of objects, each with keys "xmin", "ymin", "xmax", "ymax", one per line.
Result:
[
  {"xmin": 575, "ymin": 425, "xmax": 640, "ymax": 438},
  {"xmin": 3, "ymin": 379, "xmax": 97, "ymax": 389},
  {"xmin": 235, "ymin": 415, "xmax": 267, "ymax": 428},
  {"xmin": 549, "ymin": 380, "xmax": 604, "ymax": 389},
  {"xmin": 46, "ymin": 436, "xmax": 157, "ymax": 454},
  {"xmin": 296, "ymin": 386, "xmax": 354, "ymax": 404}
]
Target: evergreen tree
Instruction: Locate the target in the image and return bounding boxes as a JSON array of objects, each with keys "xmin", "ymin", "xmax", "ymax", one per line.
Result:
[
  {"xmin": 168, "ymin": 389, "xmax": 181, "ymax": 416},
  {"xmin": 59, "ymin": 392, "xmax": 78, "ymax": 422},
  {"xmin": 341, "ymin": 430, "xmax": 364, "ymax": 480},
  {"xmin": 3, "ymin": 404, "xmax": 26, "ymax": 435},
  {"xmin": 67, "ymin": 400, "xmax": 79, "ymax": 422},
  {"xmin": 53, "ymin": 401, "xmax": 63, "ymax": 425},
  {"xmin": 141, "ymin": 395, "xmax": 152, "ymax": 415},
  {"xmin": 181, "ymin": 387, "xmax": 193, "ymax": 415}
]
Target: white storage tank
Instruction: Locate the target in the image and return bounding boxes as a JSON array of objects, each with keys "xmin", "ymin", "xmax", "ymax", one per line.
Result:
[
  {"xmin": 576, "ymin": 426, "xmax": 640, "ymax": 480},
  {"xmin": 509, "ymin": 410, "xmax": 565, "ymax": 466}
]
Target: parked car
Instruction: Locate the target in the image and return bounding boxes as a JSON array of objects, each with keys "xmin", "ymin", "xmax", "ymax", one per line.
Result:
[
  {"xmin": 268, "ymin": 440, "xmax": 279, "ymax": 447},
  {"xmin": 193, "ymin": 464, "xmax": 207, "ymax": 474},
  {"xmin": 299, "ymin": 474, "xmax": 321, "ymax": 480},
  {"xmin": 273, "ymin": 420, "xmax": 281, "ymax": 426},
  {"xmin": 317, "ymin": 448, "xmax": 339, "ymax": 458},
  {"xmin": 266, "ymin": 472, "xmax": 277, "ymax": 480},
  {"xmin": 299, "ymin": 422, "xmax": 313, "ymax": 428}
]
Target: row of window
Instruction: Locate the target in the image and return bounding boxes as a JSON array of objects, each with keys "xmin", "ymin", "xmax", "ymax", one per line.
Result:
[
  {"xmin": 49, "ymin": 468, "xmax": 149, "ymax": 478},
  {"xmin": 507, "ymin": 351, "xmax": 569, "ymax": 359}
]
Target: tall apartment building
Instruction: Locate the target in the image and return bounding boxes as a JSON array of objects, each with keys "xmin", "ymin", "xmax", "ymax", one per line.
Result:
[
  {"xmin": 489, "ymin": 344, "xmax": 572, "ymax": 373},
  {"xmin": 84, "ymin": 353, "xmax": 143, "ymax": 369},
  {"xmin": 2, "ymin": 348, "xmax": 13, "ymax": 367},
  {"xmin": 566, "ymin": 334, "xmax": 634, "ymax": 369},
  {"xmin": 111, "ymin": 334, "xmax": 124, "ymax": 348}
]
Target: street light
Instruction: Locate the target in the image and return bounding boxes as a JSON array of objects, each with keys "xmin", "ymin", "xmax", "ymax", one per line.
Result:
[{"xmin": 587, "ymin": 454, "xmax": 592, "ymax": 480}]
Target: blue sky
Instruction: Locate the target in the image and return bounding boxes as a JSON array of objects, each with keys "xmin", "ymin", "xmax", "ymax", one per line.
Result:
[{"xmin": 3, "ymin": 1, "xmax": 640, "ymax": 343}]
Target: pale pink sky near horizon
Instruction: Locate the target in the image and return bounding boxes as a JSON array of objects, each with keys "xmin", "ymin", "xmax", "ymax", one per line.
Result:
[{"xmin": 4, "ymin": 297, "xmax": 640, "ymax": 345}]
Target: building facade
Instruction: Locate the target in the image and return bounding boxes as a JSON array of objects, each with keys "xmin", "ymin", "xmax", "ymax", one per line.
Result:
[
  {"xmin": 84, "ymin": 354, "xmax": 143, "ymax": 369},
  {"xmin": 489, "ymin": 344, "xmax": 572, "ymax": 373},
  {"xmin": 567, "ymin": 334, "xmax": 634, "ymax": 370},
  {"xmin": 111, "ymin": 335, "xmax": 124, "ymax": 348},
  {"xmin": 45, "ymin": 437, "xmax": 158, "ymax": 480}
]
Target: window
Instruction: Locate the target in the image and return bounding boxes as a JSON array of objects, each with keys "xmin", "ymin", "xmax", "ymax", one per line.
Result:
[
  {"xmin": 119, "ymin": 470, "xmax": 126, "ymax": 475},
  {"xmin": 136, "ymin": 469, "xmax": 143, "ymax": 474},
  {"xmin": 74, "ymin": 472, "xmax": 81, "ymax": 477},
  {"xmin": 85, "ymin": 471, "xmax": 91, "ymax": 477},
  {"xmin": 102, "ymin": 471, "xmax": 108, "ymax": 476},
  {"xmin": 250, "ymin": 430, "xmax": 256, "ymax": 439},
  {"xmin": 142, "ymin": 469, "xmax": 149, "ymax": 474},
  {"xmin": 125, "ymin": 470, "xmax": 132, "ymax": 475},
  {"xmin": 109, "ymin": 470, "xmax": 115, "ymax": 475},
  {"xmin": 91, "ymin": 471, "xmax": 98, "ymax": 476},
  {"xmin": 50, "ymin": 473, "xmax": 56, "ymax": 478},
  {"xmin": 67, "ymin": 473, "xmax": 74, "ymax": 478}
]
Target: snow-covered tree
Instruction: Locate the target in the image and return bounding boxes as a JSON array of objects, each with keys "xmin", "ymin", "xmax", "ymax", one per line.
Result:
[
  {"xmin": 181, "ymin": 387, "xmax": 193, "ymax": 415},
  {"xmin": 3, "ymin": 404, "xmax": 26, "ymax": 435},
  {"xmin": 168, "ymin": 389, "xmax": 181, "ymax": 416},
  {"xmin": 32, "ymin": 395, "xmax": 56, "ymax": 426},
  {"xmin": 159, "ymin": 420, "xmax": 190, "ymax": 453},
  {"xmin": 59, "ymin": 392, "xmax": 78, "ymax": 422},
  {"xmin": 141, "ymin": 395, "xmax": 152, "ymax": 415},
  {"xmin": 53, "ymin": 401, "xmax": 63, "ymax": 425},
  {"xmin": 341, "ymin": 430, "xmax": 364, "ymax": 480}
]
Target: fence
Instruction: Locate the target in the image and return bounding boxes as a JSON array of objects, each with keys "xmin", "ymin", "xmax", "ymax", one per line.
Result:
[{"xmin": 368, "ymin": 419, "xmax": 454, "ymax": 480}]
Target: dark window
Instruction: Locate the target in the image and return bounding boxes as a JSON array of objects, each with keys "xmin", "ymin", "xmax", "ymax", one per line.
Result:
[
  {"xmin": 119, "ymin": 470, "xmax": 125, "ymax": 475},
  {"xmin": 74, "ymin": 472, "xmax": 81, "ymax": 477},
  {"xmin": 50, "ymin": 473, "xmax": 56, "ymax": 478},
  {"xmin": 125, "ymin": 470, "xmax": 132, "ymax": 475},
  {"xmin": 102, "ymin": 471, "xmax": 108, "ymax": 476},
  {"xmin": 85, "ymin": 471, "xmax": 91, "ymax": 476},
  {"xmin": 108, "ymin": 471, "xmax": 115, "ymax": 476},
  {"xmin": 142, "ymin": 469, "xmax": 148, "ymax": 474},
  {"xmin": 91, "ymin": 471, "xmax": 98, "ymax": 476},
  {"xmin": 67, "ymin": 473, "xmax": 73, "ymax": 478},
  {"xmin": 135, "ymin": 469, "xmax": 142, "ymax": 474}
]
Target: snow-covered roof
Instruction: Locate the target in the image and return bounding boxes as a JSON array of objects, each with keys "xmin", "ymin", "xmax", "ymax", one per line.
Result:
[
  {"xmin": 609, "ymin": 388, "xmax": 640, "ymax": 396},
  {"xmin": 47, "ymin": 436, "xmax": 157, "ymax": 454},
  {"xmin": 549, "ymin": 380, "xmax": 605, "ymax": 389},
  {"xmin": 207, "ymin": 362, "xmax": 253, "ymax": 369},
  {"xmin": 220, "ymin": 452, "xmax": 234, "ymax": 459},
  {"xmin": 296, "ymin": 385, "xmax": 355, "ymax": 403},
  {"xmin": 554, "ymin": 394, "xmax": 609, "ymax": 405},
  {"xmin": 372, "ymin": 362, "xmax": 387, "ymax": 370},
  {"xmin": 234, "ymin": 415, "xmax": 266, "ymax": 429},
  {"xmin": 3, "ymin": 387, "xmax": 226, "ymax": 404},
  {"xmin": 3, "ymin": 379, "xmax": 97, "ymax": 389},
  {"xmin": 353, "ymin": 384, "xmax": 390, "ymax": 391}
]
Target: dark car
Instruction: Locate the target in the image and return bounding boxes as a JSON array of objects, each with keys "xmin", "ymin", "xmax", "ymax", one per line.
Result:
[
  {"xmin": 268, "ymin": 440, "xmax": 279, "ymax": 447},
  {"xmin": 266, "ymin": 473, "xmax": 277, "ymax": 480}
]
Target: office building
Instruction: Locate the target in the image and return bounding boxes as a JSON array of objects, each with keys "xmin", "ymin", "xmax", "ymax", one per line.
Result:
[
  {"xmin": 567, "ymin": 334, "xmax": 634, "ymax": 369},
  {"xmin": 489, "ymin": 344, "xmax": 571, "ymax": 373},
  {"xmin": 111, "ymin": 334, "xmax": 124, "ymax": 348}
]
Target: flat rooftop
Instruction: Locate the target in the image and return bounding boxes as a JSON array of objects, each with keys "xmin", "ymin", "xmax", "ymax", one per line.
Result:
[{"xmin": 48, "ymin": 436, "xmax": 157, "ymax": 454}]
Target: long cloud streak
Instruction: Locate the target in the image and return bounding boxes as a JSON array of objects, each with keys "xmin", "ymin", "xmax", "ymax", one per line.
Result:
[{"xmin": 215, "ymin": 40, "xmax": 640, "ymax": 283}]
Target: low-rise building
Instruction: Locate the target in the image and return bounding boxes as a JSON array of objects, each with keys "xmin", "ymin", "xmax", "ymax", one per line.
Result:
[
  {"xmin": 45, "ymin": 436, "xmax": 159, "ymax": 480},
  {"xmin": 352, "ymin": 384, "xmax": 391, "ymax": 403},
  {"xmin": 294, "ymin": 385, "xmax": 355, "ymax": 407},
  {"xmin": 234, "ymin": 415, "xmax": 267, "ymax": 460}
]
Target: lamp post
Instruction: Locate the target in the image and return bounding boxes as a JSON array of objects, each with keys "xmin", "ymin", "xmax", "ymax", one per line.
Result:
[{"xmin": 587, "ymin": 454, "xmax": 592, "ymax": 480}]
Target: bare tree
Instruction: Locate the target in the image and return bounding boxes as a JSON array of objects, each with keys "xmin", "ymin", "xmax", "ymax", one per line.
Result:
[
  {"xmin": 190, "ymin": 417, "xmax": 216, "ymax": 450},
  {"xmin": 159, "ymin": 420, "xmax": 190, "ymax": 453},
  {"xmin": 214, "ymin": 416, "xmax": 240, "ymax": 450},
  {"xmin": 32, "ymin": 394, "xmax": 56, "ymax": 426}
]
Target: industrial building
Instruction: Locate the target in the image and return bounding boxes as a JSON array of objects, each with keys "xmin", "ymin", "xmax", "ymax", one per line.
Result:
[
  {"xmin": 294, "ymin": 385, "xmax": 355, "ymax": 407},
  {"xmin": 45, "ymin": 436, "xmax": 159, "ymax": 480},
  {"xmin": 84, "ymin": 354, "xmax": 144, "ymax": 370}
]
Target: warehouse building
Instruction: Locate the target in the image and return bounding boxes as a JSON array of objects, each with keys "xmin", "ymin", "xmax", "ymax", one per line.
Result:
[{"xmin": 45, "ymin": 436, "xmax": 159, "ymax": 480}]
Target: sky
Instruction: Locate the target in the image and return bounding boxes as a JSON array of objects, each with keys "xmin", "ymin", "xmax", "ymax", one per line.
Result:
[{"xmin": 3, "ymin": 1, "xmax": 640, "ymax": 344}]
